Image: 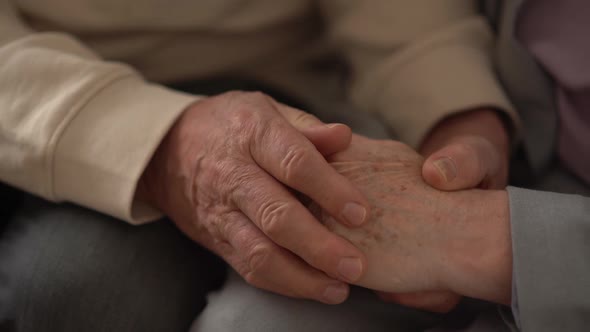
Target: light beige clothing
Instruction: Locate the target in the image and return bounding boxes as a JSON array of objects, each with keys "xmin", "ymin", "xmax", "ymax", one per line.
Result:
[{"xmin": 0, "ymin": 0, "xmax": 517, "ymax": 223}]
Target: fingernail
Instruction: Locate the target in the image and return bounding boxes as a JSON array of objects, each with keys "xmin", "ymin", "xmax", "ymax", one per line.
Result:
[
  {"xmin": 433, "ymin": 158, "xmax": 457, "ymax": 182},
  {"xmin": 326, "ymin": 123, "xmax": 345, "ymax": 129},
  {"xmin": 322, "ymin": 284, "xmax": 348, "ymax": 304},
  {"xmin": 342, "ymin": 202, "xmax": 367, "ymax": 226},
  {"xmin": 338, "ymin": 257, "xmax": 363, "ymax": 282}
]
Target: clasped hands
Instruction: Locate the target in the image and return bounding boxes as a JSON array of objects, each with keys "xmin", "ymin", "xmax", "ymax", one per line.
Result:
[{"xmin": 140, "ymin": 91, "xmax": 512, "ymax": 312}]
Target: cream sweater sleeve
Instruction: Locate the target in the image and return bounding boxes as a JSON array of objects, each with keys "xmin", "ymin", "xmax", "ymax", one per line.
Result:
[
  {"xmin": 320, "ymin": 0, "xmax": 520, "ymax": 148},
  {"xmin": 0, "ymin": 2, "xmax": 198, "ymax": 224}
]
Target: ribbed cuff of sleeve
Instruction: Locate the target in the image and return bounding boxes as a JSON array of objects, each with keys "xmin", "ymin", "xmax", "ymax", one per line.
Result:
[
  {"xmin": 357, "ymin": 19, "xmax": 521, "ymax": 148},
  {"xmin": 53, "ymin": 77, "xmax": 199, "ymax": 224}
]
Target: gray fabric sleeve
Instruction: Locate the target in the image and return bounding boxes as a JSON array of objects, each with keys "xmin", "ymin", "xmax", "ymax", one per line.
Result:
[{"xmin": 507, "ymin": 186, "xmax": 590, "ymax": 331}]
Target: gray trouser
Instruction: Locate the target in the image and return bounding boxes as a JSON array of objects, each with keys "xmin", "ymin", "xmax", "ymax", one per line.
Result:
[{"xmin": 0, "ymin": 197, "xmax": 226, "ymax": 331}]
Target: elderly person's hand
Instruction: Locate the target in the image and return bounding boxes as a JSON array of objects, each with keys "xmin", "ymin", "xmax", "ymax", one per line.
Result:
[
  {"xmin": 377, "ymin": 109, "xmax": 511, "ymax": 312},
  {"xmin": 139, "ymin": 91, "xmax": 370, "ymax": 304},
  {"xmin": 310, "ymin": 135, "xmax": 512, "ymax": 307}
]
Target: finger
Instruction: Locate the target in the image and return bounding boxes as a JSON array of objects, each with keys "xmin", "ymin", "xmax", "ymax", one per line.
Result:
[
  {"xmin": 300, "ymin": 124, "xmax": 352, "ymax": 156},
  {"xmin": 376, "ymin": 291, "xmax": 462, "ymax": 313},
  {"xmin": 250, "ymin": 114, "xmax": 370, "ymax": 227},
  {"xmin": 272, "ymin": 101, "xmax": 324, "ymax": 128},
  {"xmin": 232, "ymin": 166, "xmax": 367, "ymax": 284},
  {"xmin": 222, "ymin": 212, "xmax": 351, "ymax": 304},
  {"xmin": 274, "ymin": 102, "xmax": 352, "ymax": 156},
  {"xmin": 422, "ymin": 137, "xmax": 500, "ymax": 191}
]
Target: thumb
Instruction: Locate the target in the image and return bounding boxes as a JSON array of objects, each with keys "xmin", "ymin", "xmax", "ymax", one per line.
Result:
[{"xmin": 422, "ymin": 137, "xmax": 500, "ymax": 191}]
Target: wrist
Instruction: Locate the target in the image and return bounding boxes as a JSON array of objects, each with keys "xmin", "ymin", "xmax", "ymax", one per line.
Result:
[
  {"xmin": 438, "ymin": 189, "xmax": 512, "ymax": 304},
  {"xmin": 137, "ymin": 148, "xmax": 166, "ymax": 212},
  {"xmin": 137, "ymin": 101, "xmax": 205, "ymax": 223},
  {"xmin": 137, "ymin": 109, "xmax": 185, "ymax": 214}
]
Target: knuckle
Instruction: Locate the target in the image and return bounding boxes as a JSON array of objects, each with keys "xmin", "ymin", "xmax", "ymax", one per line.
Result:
[
  {"xmin": 208, "ymin": 160, "xmax": 252, "ymax": 199},
  {"xmin": 450, "ymin": 142, "xmax": 485, "ymax": 179},
  {"xmin": 258, "ymin": 199, "xmax": 291, "ymax": 237},
  {"xmin": 226, "ymin": 116, "xmax": 257, "ymax": 145},
  {"xmin": 222, "ymin": 90, "xmax": 268, "ymax": 101},
  {"xmin": 244, "ymin": 243, "xmax": 273, "ymax": 285},
  {"xmin": 223, "ymin": 92, "xmax": 279, "ymax": 149},
  {"xmin": 209, "ymin": 158, "xmax": 236, "ymax": 183},
  {"xmin": 224, "ymin": 92, "xmax": 271, "ymax": 125},
  {"xmin": 225, "ymin": 163, "xmax": 259, "ymax": 195},
  {"xmin": 231, "ymin": 106, "xmax": 259, "ymax": 126},
  {"xmin": 291, "ymin": 110, "xmax": 318, "ymax": 125},
  {"xmin": 306, "ymin": 241, "xmax": 331, "ymax": 268},
  {"xmin": 219, "ymin": 90, "xmax": 246, "ymax": 100},
  {"xmin": 230, "ymin": 119, "xmax": 266, "ymax": 152},
  {"xmin": 280, "ymin": 145, "xmax": 312, "ymax": 182},
  {"xmin": 238, "ymin": 91, "xmax": 273, "ymax": 109},
  {"xmin": 244, "ymin": 90, "xmax": 269, "ymax": 101}
]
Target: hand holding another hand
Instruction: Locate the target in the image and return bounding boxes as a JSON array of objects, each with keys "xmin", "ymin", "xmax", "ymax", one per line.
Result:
[
  {"xmin": 309, "ymin": 134, "xmax": 512, "ymax": 308},
  {"xmin": 378, "ymin": 109, "xmax": 512, "ymax": 312},
  {"xmin": 140, "ymin": 91, "xmax": 372, "ymax": 304}
]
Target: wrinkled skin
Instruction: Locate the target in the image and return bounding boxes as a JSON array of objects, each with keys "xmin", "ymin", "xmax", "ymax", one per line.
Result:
[
  {"xmin": 309, "ymin": 134, "xmax": 512, "ymax": 308},
  {"xmin": 310, "ymin": 135, "xmax": 451, "ymax": 294},
  {"xmin": 376, "ymin": 108, "xmax": 511, "ymax": 312},
  {"xmin": 141, "ymin": 91, "xmax": 371, "ymax": 304}
]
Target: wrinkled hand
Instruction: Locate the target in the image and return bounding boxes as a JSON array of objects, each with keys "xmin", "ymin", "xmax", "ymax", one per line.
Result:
[
  {"xmin": 377, "ymin": 109, "xmax": 511, "ymax": 312},
  {"xmin": 309, "ymin": 135, "xmax": 512, "ymax": 308},
  {"xmin": 140, "ymin": 91, "xmax": 370, "ymax": 304},
  {"xmin": 309, "ymin": 135, "xmax": 450, "ymax": 294}
]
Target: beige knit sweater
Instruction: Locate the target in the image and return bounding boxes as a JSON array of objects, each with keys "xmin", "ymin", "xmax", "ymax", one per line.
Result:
[{"xmin": 0, "ymin": 0, "xmax": 516, "ymax": 223}]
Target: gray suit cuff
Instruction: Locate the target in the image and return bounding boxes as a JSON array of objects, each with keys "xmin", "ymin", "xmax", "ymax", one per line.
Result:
[{"xmin": 507, "ymin": 186, "xmax": 590, "ymax": 331}]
